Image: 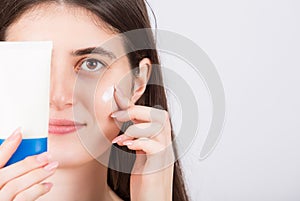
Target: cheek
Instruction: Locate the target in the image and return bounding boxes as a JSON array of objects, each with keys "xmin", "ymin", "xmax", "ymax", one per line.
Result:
[
  {"xmin": 71, "ymin": 73, "xmax": 121, "ymax": 161},
  {"xmin": 94, "ymin": 76, "xmax": 120, "ymax": 141}
]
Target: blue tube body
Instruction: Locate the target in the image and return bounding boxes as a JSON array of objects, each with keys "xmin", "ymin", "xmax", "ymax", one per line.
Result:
[{"xmin": 0, "ymin": 138, "xmax": 47, "ymax": 166}]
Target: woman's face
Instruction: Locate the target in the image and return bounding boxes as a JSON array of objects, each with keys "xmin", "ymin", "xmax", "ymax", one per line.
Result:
[{"xmin": 5, "ymin": 3, "xmax": 134, "ymax": 167}]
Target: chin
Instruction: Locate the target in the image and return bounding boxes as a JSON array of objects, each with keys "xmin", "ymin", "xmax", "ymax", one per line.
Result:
[
  {"xmin": 47, "ymin": 120, "xmax": 116, "ymax": 169},
  {"xmin": 48, "ymin": 133, "xmax": 95, "ymax": 168}
]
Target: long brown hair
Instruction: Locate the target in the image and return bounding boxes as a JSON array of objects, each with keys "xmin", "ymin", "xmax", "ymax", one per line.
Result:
[{"xmin": 0, "ymin": 0, "xmax": 190, "ymax": 200}]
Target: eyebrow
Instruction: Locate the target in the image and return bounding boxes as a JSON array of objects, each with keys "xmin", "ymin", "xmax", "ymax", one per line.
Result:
[{"xmin": 71, "ymin": 46, "xmax": 117, "ymax": 60}]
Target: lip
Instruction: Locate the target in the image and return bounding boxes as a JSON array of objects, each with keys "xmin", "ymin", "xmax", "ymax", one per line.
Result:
[{"xmin": 48, "ymin": 119, "xmax": 86, "ymax": 135}]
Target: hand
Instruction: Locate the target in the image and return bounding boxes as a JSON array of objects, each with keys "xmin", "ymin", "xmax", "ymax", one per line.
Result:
[
  {"xmin": 0, "ymin": 128, "xmax": 59, "ymax": 201},
  {"xmin": 111, "ymin": 85, "xmax": 174, "ymax": 201}
]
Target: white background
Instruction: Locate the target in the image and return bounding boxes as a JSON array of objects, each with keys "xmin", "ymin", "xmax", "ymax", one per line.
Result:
[{"xmin": 148, "ymin": 0, "xmax": 300, "ymax": 201}]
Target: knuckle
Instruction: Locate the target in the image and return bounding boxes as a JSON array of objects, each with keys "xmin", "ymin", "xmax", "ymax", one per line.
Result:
[
  {"xmin": 156, "ymin": 110, "xmax": 169, "ymax": 124},
  {"xmin": 155, "ymin": 109, "xmax": 168, "ymax": 123}
]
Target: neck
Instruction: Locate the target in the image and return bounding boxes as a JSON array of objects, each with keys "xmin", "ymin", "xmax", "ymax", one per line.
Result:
[{"xmin": 37, "ymin": 160, "xmax": 115, "ymax": 201}]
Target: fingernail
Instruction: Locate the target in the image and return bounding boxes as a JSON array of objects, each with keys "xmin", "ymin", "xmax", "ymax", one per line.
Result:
[
  {"xmin": 36, "ymin": 152, "xmax": 51, "ymax": 163},
  {"xmin": 112, "ymin": 136, "xmax": 122, "ymax": 144},
  {"xmin": 43, "ymin": 182, "xmax": 53, "ymax": 191},
  {"xmin": 110, "ymin": 113, "xmax": 117, "ymax": 118},
  {"xmin": 110, "ymin": 110, "xmax": 127, "ymax": 118},
  {"xmin": 123, "ymin": 140, "xmax": 133, "ymax": 146},
  {"xmin": 44, "ymin": 161, "xmax": 59, "ymax": 172},
  {"xmin": 8, "ymin": 127, "xmax": 22, "ymax": 141}
]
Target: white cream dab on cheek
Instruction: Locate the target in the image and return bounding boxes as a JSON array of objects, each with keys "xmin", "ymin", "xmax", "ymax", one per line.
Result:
[{"xmin": 102, "ymin": 85, "xmax": 115, "ymax": 102}]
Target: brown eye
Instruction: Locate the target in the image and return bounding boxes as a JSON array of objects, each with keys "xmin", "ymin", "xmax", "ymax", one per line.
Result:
[{"xmin": 80, "ymin": 58, "xmax": 105, "ymax": 72}]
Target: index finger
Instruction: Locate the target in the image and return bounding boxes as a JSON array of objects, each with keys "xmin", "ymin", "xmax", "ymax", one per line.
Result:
[
  {"xmin": 113, "ymin": 84, "xmax": 134, "ymax": 110},
  {"xmin": 111, "ymin": 105, "xmax": 169, "ymax": 124},
  {"xmin": 0, "ymin": 127, "xmax": 22, "ymax": 168}
]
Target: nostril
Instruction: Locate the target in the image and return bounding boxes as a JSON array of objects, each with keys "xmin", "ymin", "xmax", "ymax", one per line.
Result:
[{"xmin": 49, "ymin": 94, "xmax": 73, "ymax": 111}]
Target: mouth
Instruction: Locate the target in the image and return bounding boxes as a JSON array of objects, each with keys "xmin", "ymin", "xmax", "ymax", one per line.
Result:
[{"xmin": 48, "ymin": 119, "xmax": 87, "ymax": 135}]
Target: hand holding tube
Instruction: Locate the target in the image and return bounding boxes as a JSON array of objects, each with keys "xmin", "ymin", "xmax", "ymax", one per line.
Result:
[{"xmin": 0, "ymin": 128, "xmax": 58, "ymax": 201}]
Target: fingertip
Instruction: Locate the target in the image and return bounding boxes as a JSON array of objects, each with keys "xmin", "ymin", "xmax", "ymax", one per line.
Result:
[
  {"xmin": 113, "ymin": 84, "xmax": 135, "ymax": 110},
  {"xmin": 42, "ymin": 182, "xmax": 53, "ymax": 192},
  {"xmin": 0, "ymin": 127, "xmax": 23, "ymax": 167},
  {"xmin": 14, "ymin": 126, "xmax": 23, "ymax": 135},
  {"xmin": 110, "ymin": 112, "xmax": 117, "ymax": 118},
  {"xmin": 7, "ymin": 127, "xmax": 23, "ymax": 141},
  {"xmin": 36, "ymin": 152, "xmax": 52, "ymax": 164}
]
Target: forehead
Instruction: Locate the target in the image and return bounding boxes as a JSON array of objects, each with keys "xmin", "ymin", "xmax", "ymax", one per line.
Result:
[{"xmin": 5, "ymin": 3, "xmax": 117, "ymax": 50}]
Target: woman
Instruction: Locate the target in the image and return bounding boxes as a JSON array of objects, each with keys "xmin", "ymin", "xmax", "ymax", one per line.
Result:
[{"xmin": 0, "ymin": 0, "xmax": 190, "ymax": 200}]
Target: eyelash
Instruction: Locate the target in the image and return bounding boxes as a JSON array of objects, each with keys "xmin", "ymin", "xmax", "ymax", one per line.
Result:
[{"xmin": 75, "ymin": 58, "xmax": 107, "ymax": 73}]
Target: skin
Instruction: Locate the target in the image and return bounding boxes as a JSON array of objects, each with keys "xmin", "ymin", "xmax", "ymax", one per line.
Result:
[{"xmin": 0, "ymin": 2, "xmax": 174, "ymax": 201}]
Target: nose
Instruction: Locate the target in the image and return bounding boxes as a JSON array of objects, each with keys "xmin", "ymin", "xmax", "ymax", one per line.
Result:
[{"xmin": 50, "ymin": 56, "xmax": 75, "ymax": 111}]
